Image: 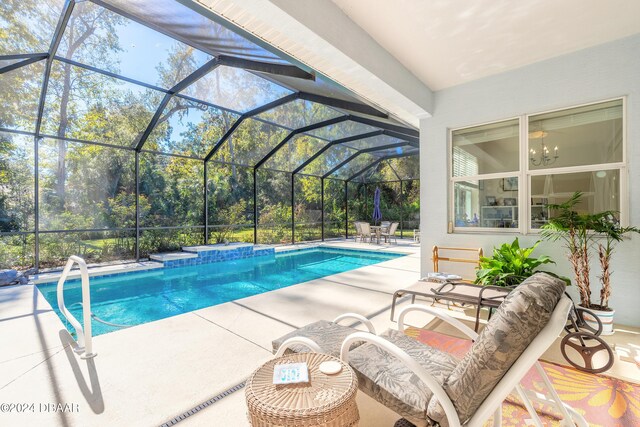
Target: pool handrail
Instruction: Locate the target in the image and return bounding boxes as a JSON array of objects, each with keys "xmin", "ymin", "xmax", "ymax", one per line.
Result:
[{"xmin": 56, "ymin": 255, "xmax": 97, "ymax": 359}]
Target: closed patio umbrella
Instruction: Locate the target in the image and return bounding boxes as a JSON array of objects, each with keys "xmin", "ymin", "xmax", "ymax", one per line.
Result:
[{"xmin": 372, "ymin": 187, "xmax": 382, "ymax": 225}]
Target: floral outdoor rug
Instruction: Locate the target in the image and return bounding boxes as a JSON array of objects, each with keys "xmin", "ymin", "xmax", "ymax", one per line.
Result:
[{"xmin": 404, "ymin": 327, "xmax": 640, "ymax": 427}]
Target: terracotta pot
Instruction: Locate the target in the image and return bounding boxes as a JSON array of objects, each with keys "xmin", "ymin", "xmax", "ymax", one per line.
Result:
[{"xmin": 579, "ymin": 305, "xmax": 615, "ymax": 335}]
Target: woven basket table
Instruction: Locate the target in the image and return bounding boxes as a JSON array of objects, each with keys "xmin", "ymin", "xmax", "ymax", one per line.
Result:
[{"xmin": 245, "ymin": 352, "xmax": 359, "ymax": 427}]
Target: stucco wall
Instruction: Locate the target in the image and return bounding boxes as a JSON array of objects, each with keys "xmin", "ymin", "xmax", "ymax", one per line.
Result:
[{"xmin": 420, "ymin": 34, "xmax": 640, "ymax": 326}]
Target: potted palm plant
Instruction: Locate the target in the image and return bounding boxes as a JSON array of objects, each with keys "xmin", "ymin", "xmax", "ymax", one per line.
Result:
[{"xmin": 541, "ymin": 192, "xmax": 639, "ymax": 334}]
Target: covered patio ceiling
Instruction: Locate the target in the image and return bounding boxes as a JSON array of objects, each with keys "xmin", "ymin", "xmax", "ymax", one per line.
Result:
[{"xmin": 0, "ymin": 0, "xmax": 419, "ymax": 183}]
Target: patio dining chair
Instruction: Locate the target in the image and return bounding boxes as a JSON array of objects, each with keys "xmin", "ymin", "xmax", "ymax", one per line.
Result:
[
  {"xmin": 413, "ymin": 225, "xmax": 421, "ymax": 242},
  {"xmin": 354, "ymin": 221, "xmax": 363, "ymax": 242},
  {"xmin": 359, "ymin": 222, "xmax": 373, "ymax": 243},
  {"xmin": 381, "ymin": 222, "xmax": 399, "ymax": 243},
  {"xmin": 340, "ymin": 273, "xmax": 586, "ymax": 427}
]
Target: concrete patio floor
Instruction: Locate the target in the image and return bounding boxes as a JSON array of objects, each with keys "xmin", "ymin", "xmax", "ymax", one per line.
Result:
[{"xmin": 1, "ymin": 239, "xmax": 638, "ymax": 427}]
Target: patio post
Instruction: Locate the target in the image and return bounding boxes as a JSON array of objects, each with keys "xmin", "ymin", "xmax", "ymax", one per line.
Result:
[
  {"xmin": 34, "ymin": 136, "xmax": 40, "ymax": 270},
  {"xmin": 253, "ymin": 168, "xmax": 257, "ymax": 244},
  {"xmin": 344, "ymin": 180, "xmax": 348, "ymax": 239},
  {"xmin": 321, "ymin": 177, "xmax": 325, "ymax": 241},
  {"xmin": 291, "ymin": 174, "xmax": 295, "ymax": 244},
  {"xmin": 135, "ymin": 151, "xmax": 140, "ymax": 260},
  {"xmin": 400, "ymin": 179, "xmax": 404, "ymax": 239},
  {"xmin": 365, "ymin": 184, "xmax": 368, "ymax": 221},
  {"xmin": 204, "ymin": 161, "xmax": 208, "ymax": 245}
]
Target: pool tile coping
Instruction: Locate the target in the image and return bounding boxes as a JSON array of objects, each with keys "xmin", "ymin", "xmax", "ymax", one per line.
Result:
[
  {"xmin": 182, "ymin": 243, "xmax": 253, "ymax": 253},
  {"xmin": 29, "ymin": 243, "xmax": 410, "ymax": 285},
  {"xmin": 30, "ymin": 261, "xmax": 164, "ymax": 285},
  {"xmin": 150, "ymin": 252, "xmax": 198, "ymax": 262}
]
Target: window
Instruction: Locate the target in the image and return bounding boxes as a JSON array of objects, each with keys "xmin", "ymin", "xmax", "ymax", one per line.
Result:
[
  {"xmin": 450, "ymin": 119, "xmax": 520, "ymax": 230},
  {"xmin": 527, "ymin": 99, "xmax": 624, "ymax": 229},
  {"xmin": 450, "ymin": 98, "xmax": 626, "ymax": 233}
]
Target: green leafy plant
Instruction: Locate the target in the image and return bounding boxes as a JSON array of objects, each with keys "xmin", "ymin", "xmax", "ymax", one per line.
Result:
[{"xmin": 475, "ymin": 238, "xmax": 559, "ymax": 287}]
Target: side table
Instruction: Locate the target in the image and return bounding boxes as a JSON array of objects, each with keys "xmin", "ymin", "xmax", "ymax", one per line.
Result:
[{"xmin": 245, "ymin": 352, "xmax": 359, "ymax": 427}]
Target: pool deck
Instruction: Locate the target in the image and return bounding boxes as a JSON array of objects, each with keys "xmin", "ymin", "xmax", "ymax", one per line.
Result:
[{"xmin": 1, "ymin": 239, "xmax": 639, "ymax": 426}]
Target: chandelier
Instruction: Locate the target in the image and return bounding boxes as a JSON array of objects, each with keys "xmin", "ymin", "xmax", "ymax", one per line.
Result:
[{"xmin": 529, "ymin": 130, "xmax": 558, "ymax": 166}]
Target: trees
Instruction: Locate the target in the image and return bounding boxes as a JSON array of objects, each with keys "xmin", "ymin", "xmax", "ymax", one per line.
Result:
[{"xmin": 0, "ymin": 0, "xmax": 420, "ymax": 269}]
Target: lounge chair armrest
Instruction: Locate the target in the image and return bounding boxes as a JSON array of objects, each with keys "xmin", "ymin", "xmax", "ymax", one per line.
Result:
[
  {"xmin": 397, "ymin": 304, "xmax": 479, "ymax": 340},
  {"xmin": 332, "ymin": 313, "xmax": 376, "ymax": 334},
  {"xmin": 340, "ymin": 332, "xmax": 461, "ymax": 427},
  {"xmin": 274, "ymin": 336, "xmax": 323, "ymax": 357}
]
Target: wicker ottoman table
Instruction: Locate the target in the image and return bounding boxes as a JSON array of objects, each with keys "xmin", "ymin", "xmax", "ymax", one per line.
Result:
[{"xmin": 245, "ymin": 352, "xmax": 359, "ymax": 427}]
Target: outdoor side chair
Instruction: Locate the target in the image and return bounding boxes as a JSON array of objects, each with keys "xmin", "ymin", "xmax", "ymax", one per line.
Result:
[
  {"xmin": 413, "ymin": 226, "xmax": 421, "ymax": 242},
  {"xmin": 381, "ymin": 222, "xmax": 399, "ymax": 243},
  {"xmin": 359, "ymin": 222, "xmax": 374, "ymax": 243},
  {"xmin": 354, "ymin": 221, "xmax": 363, "ymax": 242},
  {"xmin": 340, "ymin": 273, "xmax": 586, "ymax": 427}
]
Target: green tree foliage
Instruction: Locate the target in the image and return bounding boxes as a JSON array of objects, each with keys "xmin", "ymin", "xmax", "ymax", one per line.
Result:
[{"xmin": 0, "ymin": 0, "xmax": 420, "ymax": 268}]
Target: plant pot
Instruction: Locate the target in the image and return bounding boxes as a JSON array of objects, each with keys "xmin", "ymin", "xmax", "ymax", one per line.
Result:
[{"xmin": 579, "ymin": 305, "xmax": 615, "ymax": 335}]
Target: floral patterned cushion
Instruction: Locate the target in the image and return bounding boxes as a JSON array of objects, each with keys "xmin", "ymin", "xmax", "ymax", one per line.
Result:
[
  {"xmin": 427, "ymin": 272, "xmax": 566, "ymax": 427},
  {"xmin": 271, "ymin": 320, "xmax": 362, "ymax": 357},
  {"xmin": 349, "ymin": 328, "xmax": 459, "ymax": 425}
]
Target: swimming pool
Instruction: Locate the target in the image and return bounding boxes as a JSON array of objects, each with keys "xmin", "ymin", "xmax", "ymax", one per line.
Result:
[{"xmin": 37, "ymin": 247, "xmax": 404, "ymax": 336}]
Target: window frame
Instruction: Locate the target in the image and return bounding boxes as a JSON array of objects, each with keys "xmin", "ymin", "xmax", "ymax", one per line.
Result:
[
  {"xmin": 448, "ymin": 97, "xmax": 627, "ymax": 235},
  {"xmin": 449, "ymin": 116, "xmax": 523, "ymax": 234}
]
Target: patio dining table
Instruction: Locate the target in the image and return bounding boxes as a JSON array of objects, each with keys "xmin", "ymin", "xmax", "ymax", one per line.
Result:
[{"xmin": 369, "ymin": 225, "xmax": 388, "ymax": 244}]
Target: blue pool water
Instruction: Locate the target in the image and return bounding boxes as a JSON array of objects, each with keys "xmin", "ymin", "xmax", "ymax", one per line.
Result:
[{"xmin": 37, "ymin": 248, "xmax": 403, "ymax": 336}]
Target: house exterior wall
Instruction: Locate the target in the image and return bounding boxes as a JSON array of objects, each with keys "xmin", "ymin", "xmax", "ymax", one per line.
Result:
[{"xmin": 420, "ymin": 34, "xmax": 640, "ymax": 326}]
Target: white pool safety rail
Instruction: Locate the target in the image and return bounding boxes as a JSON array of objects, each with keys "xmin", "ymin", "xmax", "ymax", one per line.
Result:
[{"xmin": 56, "ymin": 255, "xmax": 97, "ymax": 359}]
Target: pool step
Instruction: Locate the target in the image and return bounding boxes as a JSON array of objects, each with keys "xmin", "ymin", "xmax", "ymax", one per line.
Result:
[
  {"xmin": 149, "ymin": 252, "xmax": 198, "ymax": 262},
  {"xmin": 150, "ymin": 243, "xmax": 275, "ymax": 269},
  {"xmin": 181, "ymin": 243, "xmax": 253, "ymax": 253}
]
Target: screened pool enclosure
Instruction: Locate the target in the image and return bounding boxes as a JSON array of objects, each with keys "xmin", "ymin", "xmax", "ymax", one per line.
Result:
[{"xmin": 0, "ymin": 0, "xmax": 420, "ymax": 270}]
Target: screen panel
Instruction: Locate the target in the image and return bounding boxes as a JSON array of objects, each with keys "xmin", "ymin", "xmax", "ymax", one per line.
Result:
[
  {"xmin": 0, "ymin": 0, "xmax": 65, "ymax": 55},
  {"xmin": 38, "ymin": 138, "xmax": 135, "ymax": 231},
  {"xmin": 210, "ymin": 118, "xmax": 289, "ymax": 166},
  {"xmin": 0, "ymin": 60, "xmax": 45, "ymax": 132},
  {"xmin": 180, "ymin": 66, "xmax": 292, "ymax": 113},
  {"xmin": 58, "ymin": 1, "xmax": 213, "ymax": 89},
  {"xmin": 144, "ymin": 97, "xmax": 239, "ymax": 157},
  {"xmin": 0, "ymin": 132, "xmax": 35, "ymax": 233},
  {"xmin": 294, "ymin": 175, "xmax": 322, "ymax": 242},
  {"xmin": 256, "ymin": 169, "xmax": 291, "ymax": 244},
  {"xmin": 263, "ymin": 134, "xmax": 329, "ymax": 173},
  {"xmin": 323, "ymin": 178, "xmax": 345, "ymax": 239},
  {"xmin": 39, "ymin": 230, "xmax": 135, "ymax": 268},
  {"xmin": 347, "ymin": 182, "xmax": 367, "ymax": 236},
  {"xmin": 0, "ymin": 233, "xmax": 34, "ymax": 270},
  {"xmin": 139, "ymin": 152, "xmax": 204, "ymax": 228},
  {"xmin": 207, "ymin": 162, "xmax": 254, "ymax": 243},
  {"xmin": 256, "ymin": 99, "xmax": 343, "ymax": 130},
  {"xmin": 41, "ymin": 61, "xmax": 165, "ymax": 147}
]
